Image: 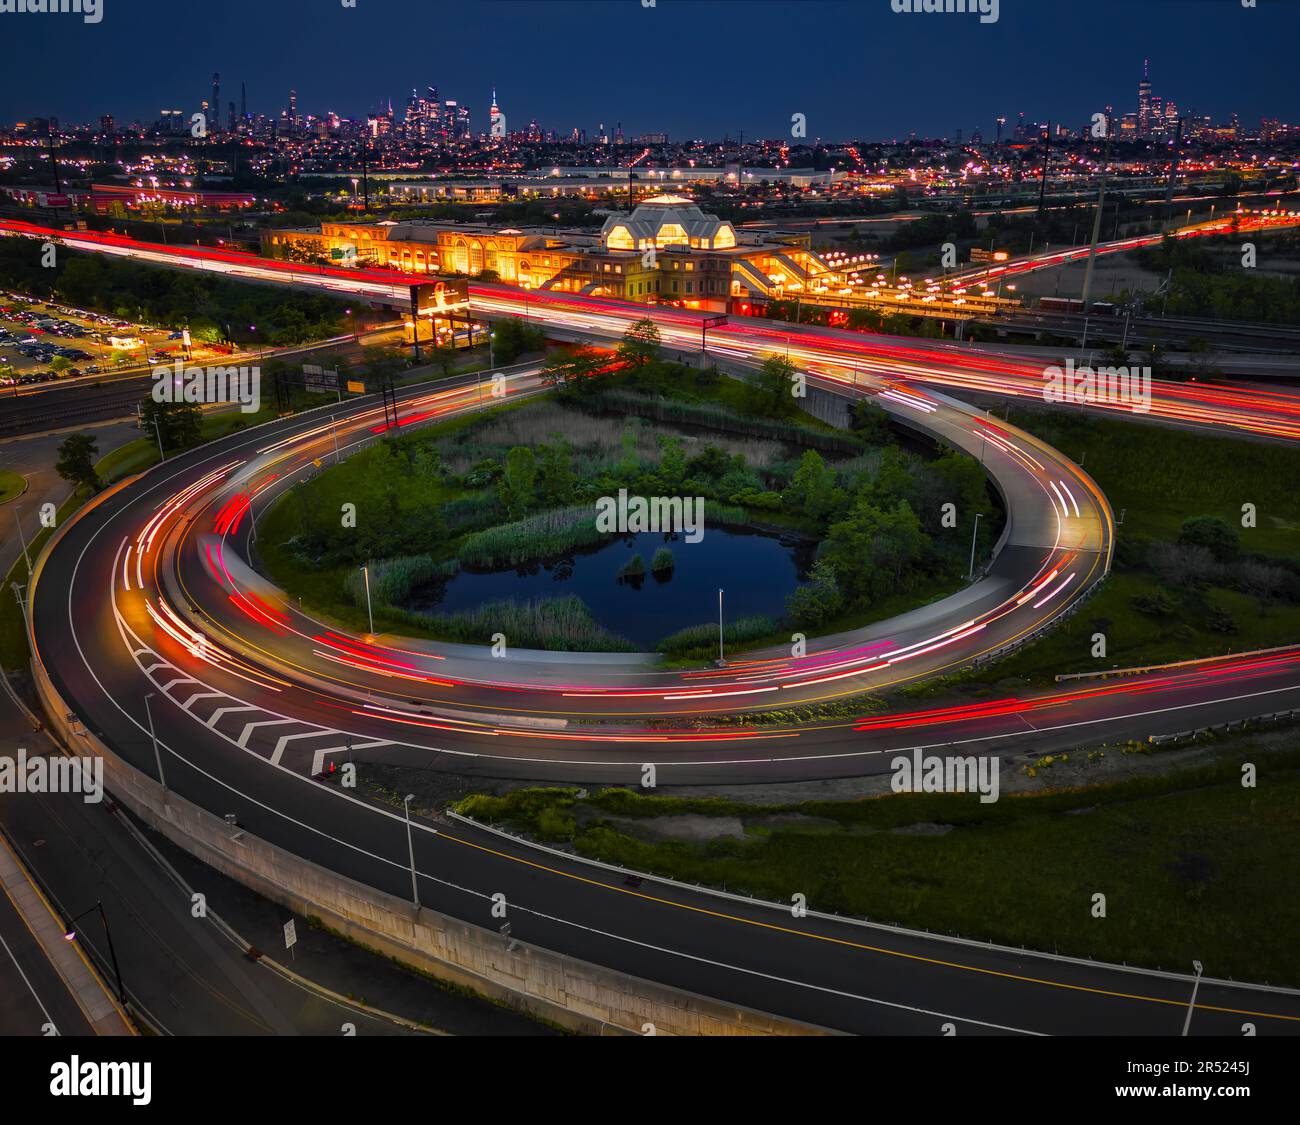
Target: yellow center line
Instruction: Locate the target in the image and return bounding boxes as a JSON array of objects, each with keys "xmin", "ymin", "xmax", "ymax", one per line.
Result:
[{"xmin": 437, "ymin": 826, "xmax": 1300, "ymax": 1024}]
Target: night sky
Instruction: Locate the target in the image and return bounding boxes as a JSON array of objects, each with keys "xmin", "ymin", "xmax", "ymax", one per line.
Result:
[{"xmin": 1, "ymin": 0, "xmax": 1297, "ymax": 140}]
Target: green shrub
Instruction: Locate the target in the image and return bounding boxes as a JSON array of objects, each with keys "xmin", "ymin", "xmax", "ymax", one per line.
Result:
[
  {"xmin": 657, "ymin": 615, "xmax": 777, "ymax": 658},
  {"xmin": 458, "ymin": 506, "xmax": 604, "ymax": 568}
]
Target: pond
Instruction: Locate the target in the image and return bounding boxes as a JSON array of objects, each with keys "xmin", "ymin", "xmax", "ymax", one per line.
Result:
[{"xmin": 410, "ymin": 527, "xmax": 817, "ymax": 649}]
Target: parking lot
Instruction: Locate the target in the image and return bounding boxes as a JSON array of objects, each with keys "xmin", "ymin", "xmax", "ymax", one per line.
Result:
[{"xmin": 0, "ymin": 292, "xmax": 203, "ymax": 390}]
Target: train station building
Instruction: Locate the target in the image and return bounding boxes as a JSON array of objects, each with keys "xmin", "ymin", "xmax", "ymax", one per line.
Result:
[{"xmin": 261, "ymin": 194, "xmax": 843, "ymax": 312}]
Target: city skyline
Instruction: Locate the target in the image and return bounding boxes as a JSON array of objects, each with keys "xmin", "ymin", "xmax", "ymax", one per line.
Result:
[{"xmin": 1, "ymin": 0, "xmax": 1297, "ymax": 141}]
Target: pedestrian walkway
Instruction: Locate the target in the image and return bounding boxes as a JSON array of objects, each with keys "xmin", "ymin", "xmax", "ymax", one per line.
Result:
[{"xmin": 0, "ymin": 829, "xmax": 135, "ymax": 1035}]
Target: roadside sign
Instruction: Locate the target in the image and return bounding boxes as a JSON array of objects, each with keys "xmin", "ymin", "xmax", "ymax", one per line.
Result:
[{"xmin": 283, "ymin": 918, "xmax": 297, "ymax": 950}]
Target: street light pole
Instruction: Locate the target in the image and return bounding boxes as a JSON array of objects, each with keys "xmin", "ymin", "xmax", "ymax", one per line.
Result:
[
  {"xmin": 361, "ymin": 565, "xmax": 374, "ymax": 634},
  {"xmin": 1182, "ymin": 960, "xmax": 1204, "ymax": 1036},
  {"xmin": 144, "ymin": 692, "xmax": 166, "ymax": 790},
  {"xmin": 64, "ymin": 901, "xmax": 127, "ymax": 1009},
  {"xmin": 402, "ymin": 794, "xmax": 420, "ymax": 910},
  {"xmin": 717, "ymin": 588, "xmax": 725, "ymax": 666},
  {"xmin": 967, "ymin": 512, "xmax": 983, "ymax": 580},
  {"xmin": 10, "ymin": 581, "xmax": 29, "ymax": 638},
  {"xmin": 13, "ymin": 507, "xmax": 31, "ymax": 576}
]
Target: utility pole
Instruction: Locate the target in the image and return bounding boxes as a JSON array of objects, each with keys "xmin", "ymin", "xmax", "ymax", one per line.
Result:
[
  {"xmin": 1080, "ymin": 126, "xmax": 1114, "ymax": 312},
  {"xmin": 717, "ymin": 588, "xmax": 725, "ymax": 666},
  {"xmin": 47, "ymin": 125, "xmax": 62, "ymax": 193},
  {"xmin": 360, "ymin": 134, "xmax": 370, "ymax": 210},
  {"xmin": 1164, "ymin": 118, "xmax": 1184, "ymax": 231},
  {"xmin": 408, "ymin": 286, "xmax": 422, "ymax": 364},
  {"xmin": 1035, "ymin": 121, "xmax": 1052, "ymax": 215}
]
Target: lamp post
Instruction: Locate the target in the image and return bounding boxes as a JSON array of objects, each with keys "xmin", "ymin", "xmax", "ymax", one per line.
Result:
[
  {"xmin": 10, "ymin": 581, "xmax": 28, "ymax": 638},
  {"xmin": 13, "ymin": 507, "xmax": 31, "ymax": 576},
  {"xmin": 1182, "ymin": 960, "xmax": 1204, "ymax": 1036},
  {"xmin": 144, "ymin": 692, "xmax": 165, "ymax": 790},
  {"xmin": 967, "ymin": 512, "xmax": 983, "ymax": 580},
  {"xmin": 64, "ymin": 901, "xmax": 127, "ymax": 1008},
  {"xmin": 402, "ymin": 794, "xmax": 420, "ymax": 909},
  {"xmin": 361, "ymin": 565, "xmax": 374, "ymax": 634},
  {"xmin": 717, "ymin": 588, "xmax": 725, "ymax": 666}
]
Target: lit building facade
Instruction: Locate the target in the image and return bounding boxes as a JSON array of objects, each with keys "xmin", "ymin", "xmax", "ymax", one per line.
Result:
[{"xmin": 262, "ymin": 194, "xmax": 834, "ymax": 312}]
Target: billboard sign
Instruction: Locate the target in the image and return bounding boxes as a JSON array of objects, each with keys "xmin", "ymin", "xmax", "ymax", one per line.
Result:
[{"xmin": 412, "ymin": 279, "xmax": 470, "ymax": 314}]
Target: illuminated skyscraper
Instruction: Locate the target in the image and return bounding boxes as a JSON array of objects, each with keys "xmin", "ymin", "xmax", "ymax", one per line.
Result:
[{"xmin": 1138, "ymin": 59, "xmax": 1152, "ymax": 137}]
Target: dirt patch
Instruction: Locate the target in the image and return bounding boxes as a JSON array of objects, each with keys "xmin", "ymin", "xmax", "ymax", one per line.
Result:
[
  {"xmin": 606, "ymin": 814, "xmax": 746, "ymax": 843},
  {"xmin": 889, "ymin": 822, "xmax": 954, "ymax": 836}
]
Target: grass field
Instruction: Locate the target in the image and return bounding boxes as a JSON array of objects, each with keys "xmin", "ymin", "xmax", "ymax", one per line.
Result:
[
  {"xmin": 455, "ymin": 740, "xmax": 1300, "ymax": 985},
  {"xmin": 969, "ymin": 406, "xmax": 1300, "ymax": 682},
  {"xmin": 1009, "ymin": 404, "xmax": 1300, "ymax": 557},
  {"xmin": 0, "ymin": 469, "xmax": 26, "ymax": 505}
]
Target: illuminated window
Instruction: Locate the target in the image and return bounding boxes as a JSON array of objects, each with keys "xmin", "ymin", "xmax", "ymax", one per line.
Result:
[
  {"xmin": 655, "ymin": 223, "xmax": 688, "ymax": 247},
  {"xmin": 606, "ymin": 225, "xmax": 635, "ymax": 250}
]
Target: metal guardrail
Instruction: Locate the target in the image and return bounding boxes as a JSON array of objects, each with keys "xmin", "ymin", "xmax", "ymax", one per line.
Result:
[{"xmin": 1056, "ymin": 643, "xmax": 1300, "ymax": 683}]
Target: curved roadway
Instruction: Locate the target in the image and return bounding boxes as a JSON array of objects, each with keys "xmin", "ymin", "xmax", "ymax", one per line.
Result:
[{"xmin": 16, "ymin": 222, "xmax": 1300, "ymax": 1034}]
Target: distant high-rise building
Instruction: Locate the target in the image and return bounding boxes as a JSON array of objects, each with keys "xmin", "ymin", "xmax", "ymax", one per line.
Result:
[
  {"xmin": 404, "ymin": 85, "xmax": 442, "ymax": 139},
  {"xmin": 99, "ymin": 114, "xmax": 114, "ymax": 135},
  {"xmin": 228, "ymin": 102, "xmax": 236, "ymax": 133},
  {"xmin": 289, "ymin": 88, "xmax": 298, "ymax": 130},
  {"xmin": 488, "ymin": 87, "xmax": 504, "ymax": 137},
  {"xmin": 1138, "ymin": 59, "xmax": 1152, "ymax": 137},
  {"xmin": 240, "ymin": 81, "xmax": 247, "ymax": 122},
  {"xmin": 995, "ymin": 115, "xmax": 1006, "ymax": 145}
]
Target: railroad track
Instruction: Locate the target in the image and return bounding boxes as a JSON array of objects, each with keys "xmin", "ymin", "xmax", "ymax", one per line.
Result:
[{"xmin": 0, "ymin": 379, "xmax": 148, "ymax": 437}]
